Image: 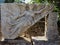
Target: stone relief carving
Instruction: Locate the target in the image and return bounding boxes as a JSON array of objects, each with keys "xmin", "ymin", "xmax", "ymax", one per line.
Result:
[{"xmin": 1, "ymin": 3, "xmax": 54, "ymax": 39}]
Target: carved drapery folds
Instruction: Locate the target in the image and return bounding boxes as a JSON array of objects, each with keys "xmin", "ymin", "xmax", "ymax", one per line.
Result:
[{"xmin": 1, "ymin": 3, "xmax": 58, "ymax": 40}]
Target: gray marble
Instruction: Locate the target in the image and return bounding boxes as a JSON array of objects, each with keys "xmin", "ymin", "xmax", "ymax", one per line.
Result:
[{"xmin": 1, "ymin": 3, "xmax": 55, "ymax": 40}]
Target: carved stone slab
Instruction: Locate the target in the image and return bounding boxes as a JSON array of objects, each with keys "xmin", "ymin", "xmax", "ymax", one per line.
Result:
[{"xmin": 1, "ymin": 3, "xmax": 54, "ymax": 39}]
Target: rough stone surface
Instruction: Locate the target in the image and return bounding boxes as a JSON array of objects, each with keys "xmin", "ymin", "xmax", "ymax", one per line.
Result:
[
  {"xmin": 46, "ymin": 12, "xmax": 59, "ymax": 40},
  {"xmin": 0, "ymin": 4, "xmax": 2, "ymax": 41},
  {"xmin": 0, "ymin": 40, "xmax": 32, "ymax": 45},
  {"xmin": 0, "ymin": 39, "xmax": 60, "ymax": 45},
  {"xmin": 33, "ymin": 39, "xmax": 60, "ymax": 45}
]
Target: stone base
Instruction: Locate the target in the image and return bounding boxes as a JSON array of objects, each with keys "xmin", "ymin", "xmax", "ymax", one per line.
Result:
[
  {"xmin": 0, "ymin": 40, "xmax": 32, "ymax": 45},
  {"xmin": 33, "ymin": 39, "xmax": 60, "ymax": 45},
  {"xmin": 0, "ymin": 37, "xmax": 60, "ymax": 45}
]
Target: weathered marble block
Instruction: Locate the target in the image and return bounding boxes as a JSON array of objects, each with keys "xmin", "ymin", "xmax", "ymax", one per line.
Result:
[{"xmin": 1, "ymin": 3, "xmax": 54, "ymax": 39}]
